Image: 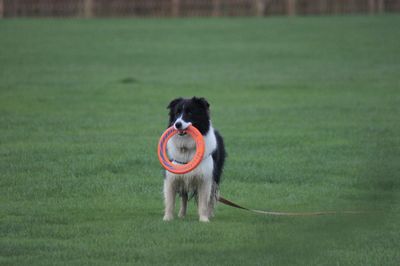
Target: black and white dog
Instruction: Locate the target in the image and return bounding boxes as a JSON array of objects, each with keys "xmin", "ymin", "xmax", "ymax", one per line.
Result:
[{"xmin": 163, "ymin": 97, "xmax": 226, "ymax": 222}]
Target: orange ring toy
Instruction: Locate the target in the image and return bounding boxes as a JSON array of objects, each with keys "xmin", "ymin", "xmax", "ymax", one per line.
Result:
[{"xmin": 157, "ymin": 125, "xmax": 205, "ymax": 175}]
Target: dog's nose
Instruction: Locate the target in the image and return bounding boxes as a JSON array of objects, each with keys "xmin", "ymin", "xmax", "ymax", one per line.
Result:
[{"xmin": 175, "ymin": 122, "xmax": 182, "ymax": 129}]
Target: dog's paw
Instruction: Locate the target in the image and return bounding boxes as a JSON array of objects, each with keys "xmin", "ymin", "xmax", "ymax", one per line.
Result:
[
  {"xmin": 199, "ymin": 216, "xmax": 210, "ymax": 222},
  {"xmin": 178, "ymin": 212, "xmax": 186, "ymax": 218},
  {"xmin": 163, "ymin": 214, "xmax": 174, "ymax": 221}
]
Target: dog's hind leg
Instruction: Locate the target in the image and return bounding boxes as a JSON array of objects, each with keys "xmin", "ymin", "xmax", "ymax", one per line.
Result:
[
  {"xmin": 197, "ymin": 179, "xmax": 212, "ymax": 222},
  {"xmin": 178, "ymin": 192, "xmax": 188, "ymax": 218},
  {"xmin": 207, "ymin": 182, "xmax": 219, "ymax": 218}
]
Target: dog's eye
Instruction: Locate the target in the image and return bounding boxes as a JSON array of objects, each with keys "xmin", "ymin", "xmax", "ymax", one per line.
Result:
[{"xmin": 185, "ymin": 108, "xmax": 192, "ymax": 115}]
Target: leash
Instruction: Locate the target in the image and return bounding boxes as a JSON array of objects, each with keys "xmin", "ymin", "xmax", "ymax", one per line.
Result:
[
  {"xmin": 158, "ymin": 127, "xmax": 364, "ymax": 216},
  {"xmin": 218, "ymin": 196, "xmax": 364, "ymax": 216}
]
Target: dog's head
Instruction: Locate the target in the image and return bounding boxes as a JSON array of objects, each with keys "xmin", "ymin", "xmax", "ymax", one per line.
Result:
[{"xmin": 167, "ymin": 97, "xmax": 210, "ymax": 135}]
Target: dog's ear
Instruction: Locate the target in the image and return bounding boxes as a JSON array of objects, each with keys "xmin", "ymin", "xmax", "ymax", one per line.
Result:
[
  {"xmin": 167, "ymin": 97, "xmax": 183, "ymax": 110},
  {"xmin": 192, "ymin": 97, "xmax": 210, "ymax": 110}
]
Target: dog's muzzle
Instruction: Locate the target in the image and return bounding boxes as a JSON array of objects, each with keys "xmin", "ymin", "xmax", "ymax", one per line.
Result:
[{"xmin": 174, "ymin": 119, "xmax": 192, "ymax": 135}]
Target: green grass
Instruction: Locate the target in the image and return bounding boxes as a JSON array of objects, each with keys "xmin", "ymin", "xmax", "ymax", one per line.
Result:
[{"xmin": 1, "ymin": 15, "xmax": 400, "ymax": 265}]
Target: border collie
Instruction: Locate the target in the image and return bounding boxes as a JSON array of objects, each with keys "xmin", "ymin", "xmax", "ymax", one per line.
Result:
[{"xmin": 163, "ymin": 97, "xmax": 226, "ymax": 222}]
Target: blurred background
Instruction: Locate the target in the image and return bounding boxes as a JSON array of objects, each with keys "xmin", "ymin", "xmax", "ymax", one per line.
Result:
[
  {"xmin": 1, "ymin": 0, "xmax": 399, "ymax": 18},
  {"xmin": 1, "ymin": 0, "xmax": 400, "ymax": 265}
]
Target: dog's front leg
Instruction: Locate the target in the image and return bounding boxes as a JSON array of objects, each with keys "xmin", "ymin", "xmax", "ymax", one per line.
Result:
[
  {"xmin": 178, "ymin": 192, "xmax": 188, "ymax": 218},
  {"xmin": 197, "ymin": 179, "xmax": 212, "ymax": 222},
  {"xmin": 163, "ymin": 177, "xmax": 176, "ymax": 221}
]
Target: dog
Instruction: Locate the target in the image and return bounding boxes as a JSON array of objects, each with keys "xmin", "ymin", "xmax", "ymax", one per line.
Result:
[{"xmin": 163, "ymin": 97, "xmax": 226, "ymax": 222}]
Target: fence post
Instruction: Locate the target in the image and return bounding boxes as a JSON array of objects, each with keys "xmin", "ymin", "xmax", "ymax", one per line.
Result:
[
  {"xmin": 83, "ymin": 0, "xmax": 93, "ymax": 18},
  {"xmin": 212, "ymin": 0, "xmax": 221, "ymax": 17},
  {"xmin": 0, "ymin": 0, "xmax": 4, "ymax": 18},
  {"xmin": 172, "ymin": 0, "xmax": 180, "ymax": 17},
  {"xmin": 320, "ymin": 0, "xmax": 328, "ymax": 14},
  {"xmin": 255, "ymin": 0, "xmax": 266, "ymax": 17},
  {"xmin": 377, "ymin": 0, "xmax": 385, "ymax": 13},
  {"xmin": 368, "ymin": 0, "xmax": 376, "ymax": 14},
  {"xmin": 287, "ymin": 0, "xmax": 296, "ymax": 16}
]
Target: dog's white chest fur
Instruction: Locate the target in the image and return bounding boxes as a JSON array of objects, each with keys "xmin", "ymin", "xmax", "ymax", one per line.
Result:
[{"xmin": 166, "ymin": 126, "xmax": 217, "ymax": 180}]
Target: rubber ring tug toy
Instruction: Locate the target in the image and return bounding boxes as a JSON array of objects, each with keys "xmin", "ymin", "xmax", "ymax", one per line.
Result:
[{"xmin": 157, "ymin": 125, "xmax": 205, "ymax": 175}]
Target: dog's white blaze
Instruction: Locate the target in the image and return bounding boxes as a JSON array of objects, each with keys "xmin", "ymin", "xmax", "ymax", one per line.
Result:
[
  {"xmin": 173, "ymin": 115, "xmax": 192, "ymax": 130},
  {"xmin": 164, "ymin": 124, "xmax": 218, "ymax": 222}
]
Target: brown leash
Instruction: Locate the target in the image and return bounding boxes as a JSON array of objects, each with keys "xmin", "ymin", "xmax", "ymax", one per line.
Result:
[{"xmin": 218, "ymin": 196, "xmax": 363, "ymax": 216}]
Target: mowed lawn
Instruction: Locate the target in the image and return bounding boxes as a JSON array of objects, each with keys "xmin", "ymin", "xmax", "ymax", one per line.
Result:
[{"xmin": 1, "ymin": 15, "xmax": 399, "ymax": 265}]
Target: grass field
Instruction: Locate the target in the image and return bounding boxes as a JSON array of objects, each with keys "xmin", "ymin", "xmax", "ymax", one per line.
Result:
[{"xmin": 1, "ymin": 15, "xmax": 400, "ymax": 265}]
